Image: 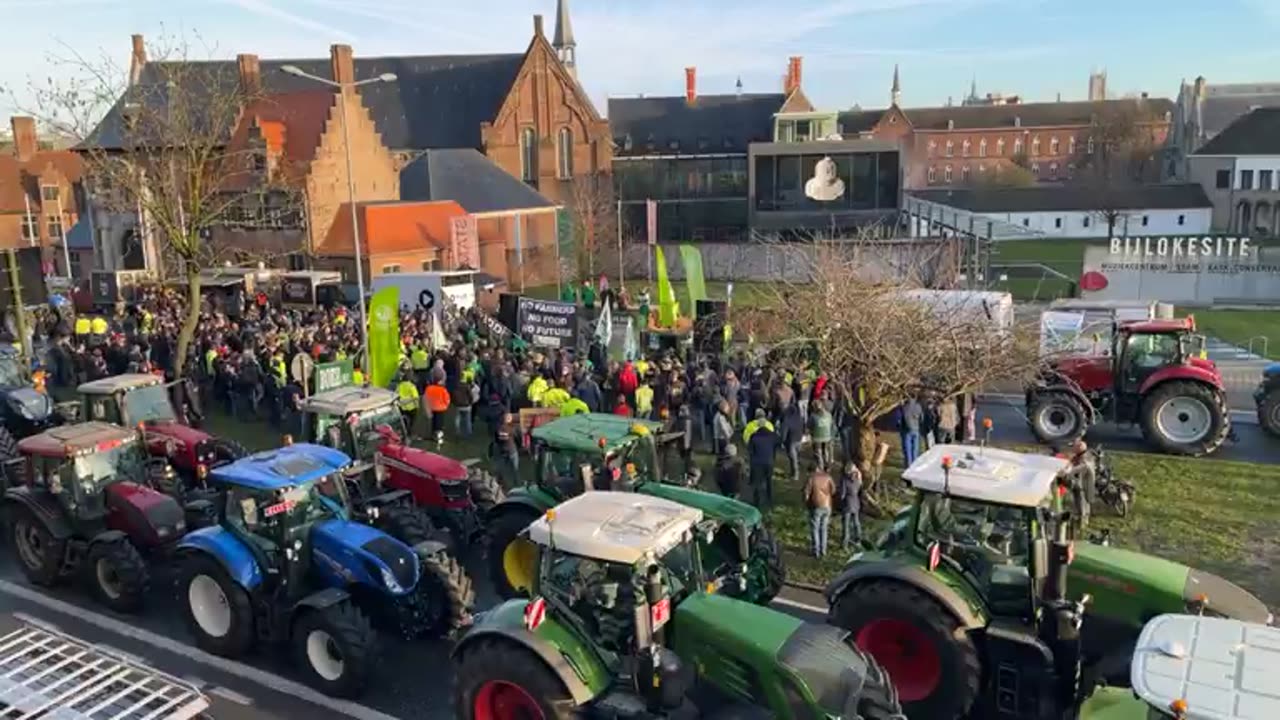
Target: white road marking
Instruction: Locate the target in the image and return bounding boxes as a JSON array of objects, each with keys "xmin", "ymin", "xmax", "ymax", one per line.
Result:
[
  {"xmin": 0, "ymin": 579, "xmax": 402, "ymax": 720},
  {"xmin": 770, "ymin": 595, "xmax": 826, "ymax": 615},
  {"xmin": 210, "ymin": 685, "xmax": 254, "ymax": 705}
]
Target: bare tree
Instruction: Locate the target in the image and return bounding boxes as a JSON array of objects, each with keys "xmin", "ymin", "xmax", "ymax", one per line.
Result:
[
  {"xmin": 10, "ymin": 34, "xmax": 300, "ymax": 377},
  {"xmin": 739, "ymin": 234, "xmax": 1044, "ymax": 507},
  {"xmin": 967, "ymin": 160, "xmax": 1036, "ymax": 189},
  {"xmin": 565, "ymin": 171, "xmax": 617, "ymax": 282},
  {"xmin": 1069, "ymin": 101, "xmax": 1164, "ymax": 237}
]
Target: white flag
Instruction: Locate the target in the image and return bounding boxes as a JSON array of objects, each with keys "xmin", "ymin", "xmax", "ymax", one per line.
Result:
[
  {"xmin": 595, "ymin": 299, "xmax": 613, "ymax": 346},
  {"xmin": 623, "ymin": 316, "xmax": 638, "ymax": 361},
  {"xmin": 431, "ymin": 311, "xmax": 448, "ymax": 348}
]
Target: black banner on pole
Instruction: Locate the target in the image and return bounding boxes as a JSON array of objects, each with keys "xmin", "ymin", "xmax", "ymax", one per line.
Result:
[
  {"xmin": 517, "ymin": 297, "xmax": 579, "ymax": 349},
  {"xmin": 693, "ymin": 299, "xmax": 727, "ymax": 354}
]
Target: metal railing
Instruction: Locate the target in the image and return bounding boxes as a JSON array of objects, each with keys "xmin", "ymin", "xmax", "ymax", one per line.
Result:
[{"xmin": 1247, "ymin": 336, "xmax": 1269, "ymax": 358}]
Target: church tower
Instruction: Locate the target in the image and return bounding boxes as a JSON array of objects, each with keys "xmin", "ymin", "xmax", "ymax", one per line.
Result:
[
  {"xmin": 891, "ymin": 64, "xmax": 901, "ymax": 106},
  {"xmin": 552, "ymin": 0, "xmax": 577, "ymax": 79}
]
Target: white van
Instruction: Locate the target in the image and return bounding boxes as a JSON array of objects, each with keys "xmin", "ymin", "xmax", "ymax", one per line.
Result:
[{"xmin": 369, "ymin": 271, "xmax": 477, "ymax": 317}]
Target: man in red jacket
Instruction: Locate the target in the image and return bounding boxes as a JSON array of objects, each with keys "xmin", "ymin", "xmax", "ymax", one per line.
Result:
[{"xmin": 616, "ymin": 360, "xmax": 639, "ymax": 411}]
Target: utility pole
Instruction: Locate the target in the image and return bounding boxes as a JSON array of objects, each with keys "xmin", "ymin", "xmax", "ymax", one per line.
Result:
[{"xmin": 6, "ymin": 251, "xmax": 31, "ymax": 367}]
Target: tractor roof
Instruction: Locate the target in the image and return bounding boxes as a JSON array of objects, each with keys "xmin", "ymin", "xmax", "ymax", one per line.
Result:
[
  {"xmin": 302, "ymin": 386, "xmax": 397, "ymax": 416},
  {"xmin": 1131, "ymin": 614, "xmax": 1280, "ymax": 720},
  {"xmin": 530, "ymin": 413, "xmax": 664, "ymax": 454},
  {"xmin": 19, "ymin": 422, "xmax": 137, "ymax": 458},
  {"xmin": 902, "ymin": 444, "xmax": 1069, "ymax": 508},
  {"xmin": 77, "ymin": 373, "xmax": 162, "ymax": 395},
  {"xmin": 526, "ymin": 491, "xmax": 703, "ymax": 565},
  {"xmin": 209, "ymin": 443, "xmax": 350, "ymax": 491}
]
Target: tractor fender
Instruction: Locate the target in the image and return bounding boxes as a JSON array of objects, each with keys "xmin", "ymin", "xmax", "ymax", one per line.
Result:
[
  {"xmin": 363, "ymin": 489, "xmax": 413, "ymax": 509},
  {"xmin": 1028, "ymin": 384, "xmax": 1098, "ymax": 423},
  {"xmin": 452, "ymin": 626, "xmax": 595, "ymax": 705},
  {"xmin": 175, "ymin": 526, "xmax": 265, "ymax": 591},
  {"xmin": 2, "ymin": 487, "xmax": 72, "ymax": 541},
  {"xmin": 88, "ymin": 530, "xmax": 129, "ymax": 548},
  {"xmin": 1138, "ymin": 366, "xmax": 1224, "ymax": 395},
  {"xmin": 487, "ymin": 491, "xmax": 550, "ymax": 523},
  {"xmin": 291, "ymin": 586, "xmax": 352, "ymax": 615},
  {"xmin": 824, "ymin": 560, "xmax": 985, "ymax": 630}
]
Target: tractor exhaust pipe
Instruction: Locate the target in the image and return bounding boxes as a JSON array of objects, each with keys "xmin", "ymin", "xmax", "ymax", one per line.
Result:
[{"xmin": 1040, "ymin": 476, "xmax": 1088, "ymax": 711}]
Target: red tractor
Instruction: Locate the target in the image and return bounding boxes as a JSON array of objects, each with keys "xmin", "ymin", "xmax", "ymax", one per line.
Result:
[
  {"xmin": 1027, "ymin": 316, "xmax": 1231, "ymax": 456},
  {"xmin": 75, "ymin": 374, "xmax": 247, "ymax": 490},
  {"xmin": 1, "ymin": 422, "xmax": 189, "ymax": 613},
  {"xmin": 298, "ymin": 385, "xmax": 504, "ymax": 544}
]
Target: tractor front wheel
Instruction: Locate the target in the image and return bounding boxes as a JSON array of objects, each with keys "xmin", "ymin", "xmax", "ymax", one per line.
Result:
[
  {"xmin": 1027, "ymin": 391, "xmax": 1088, "ymax": 447},
  {"xmin": 727, "ymin": 526, "xmax": 785, "ymax": 605},
  {"xmin": 1140, "ymin": 381, "xmax": 1229, "ymax": 456},
  {"xmin": 291, "ymin": 601, "xmax": 378, "ymax": 698},
  {"xmin": 0, "ymin": 427, "xmax": 19, "ymax": 463},
  {"xmin": 8, "ymin": 506, "xmax": 64, "ymax": 587},
  {"xmin": 376, "ymin": 506, "xmax": 434, "ymax": 547},
  {"xmin": 852, "ymin": 644, "xmax": 906, "ymax": 720},
  {"xmin": 486, "ymin": 508, "xmax": 542, "ymax": 599},
  {"xmin": 415, "ymin": 548, "xmax": 475, "ymax": 638},
  {"xmin": 86, "ymin": 539, "xmax": 148, "ymax": 613},
  {"xmin": 180, "ymin": 555, "xmax": 255, "ymax": 658},
  {"xmin": 1257, "ymin": 387, "xmax": 1280, "ymax": 438},
  {"xmin": 467, "ymin": 468, "xmax": 505, "ymax": 514},
  {"xmin": 833, "ymin": 580, "xmax": 980, "ymax": 720},
  {"xmin": 454, "ymin": 639, "xmax": 576, "ymax": 720}
]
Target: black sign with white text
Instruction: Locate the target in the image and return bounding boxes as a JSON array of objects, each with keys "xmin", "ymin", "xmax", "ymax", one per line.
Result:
[{"xmin": 518, "ymin": 298, "xmax": 578, "ymax": 349}]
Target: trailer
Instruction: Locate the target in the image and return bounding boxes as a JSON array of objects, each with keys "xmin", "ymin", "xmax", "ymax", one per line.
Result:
[
  {"xmin": 1042, "ymin": 299, "xmax": 1177, "ymax": 356},
  {"xmin": 0, "ymin": 620, "xmax": 210, "ymax": 719}
]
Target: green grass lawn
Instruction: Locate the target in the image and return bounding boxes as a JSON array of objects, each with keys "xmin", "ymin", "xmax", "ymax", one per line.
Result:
[
  {"xmin": 989, "ymin": 238, "xmax": 1103, "ymax": 301},
  {"xmin": 1182, "ymin": 309, "xmax": 1280, "ymax": 359}
]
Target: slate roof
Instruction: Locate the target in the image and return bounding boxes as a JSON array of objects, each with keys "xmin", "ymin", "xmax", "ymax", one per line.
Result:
[
  {"xmin": 1199, "ymin": 84, "xmax": 1280, "ymax": 139},
  {"xmin": 1194, "ymin": 108, "xmax": 1280, "ymax": 156},
  {"xmin": 399, "ymin": 148, "xmax": 555, "ymax": 214},
  {"xmin": 839, "ymin": 98, "xmax": 1174, "ymax": 134},
  {"xmin": 910, "ymin": 183, "xmax": 1211, "ymax": 213},
  {"xmin": 608, "ymin": 93, "xmax": 785, "ymax": 157},
  {"xmin": 86, "ymin": 53, "xmax": 526, "ymax": 152},
  {"xmin": 65, "ymin": 218, "xmax": 93, "ymax": 250}
]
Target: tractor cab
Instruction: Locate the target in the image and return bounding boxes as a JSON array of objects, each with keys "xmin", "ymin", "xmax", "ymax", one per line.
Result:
[
  {"xmin": 529, "ymin": 413, "xmax": 669, "ymax": 499},
  {"xmin": 78, "ymin": 374, "xmax": 177, "ymax": 427},
  {"xmin": 1113, "ymin": 318, "xmax": 1208, "ymax": 407},
  {"xmin": 15, "ymin": 422, "xmax": 151, "ymax": 520},
  {"xmin": 300, "ymin": 386, "xmax": 408, "ymax": 463}
]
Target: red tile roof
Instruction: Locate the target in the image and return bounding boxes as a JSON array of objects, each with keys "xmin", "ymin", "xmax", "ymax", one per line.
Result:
[{"xmin": 318, "ymin": 200, "xmax": 467, "ymax": 256}]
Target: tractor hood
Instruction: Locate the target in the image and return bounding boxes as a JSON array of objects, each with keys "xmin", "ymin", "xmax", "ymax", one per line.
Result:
[
  {"xmin": 1048, "ymin": 355, "xmax": 1113, "ymax": 392},
  {"xmin": 5, "ymin": 387, "xmax": 53, "ymax": 421},
  {"xmin": 142, "ymin": 421, "xmax": 212, "ymax": 447},
  {"xmin": 1069, "ymin": 543, "xmax": 1270, "ymax": 627},
  {"xmin": 379, "ymin": 443, "xmax": 467, "ymax": 481},
  {"xmin": 639, "ymin": 483, "xmax": 763, "ymax": 528},
  {"xmin": 310, "ymin": 518, "xmax": 419, "ymax": 595},
  {"xmin": 1264, "ymin": 362, "xmax": 1280, "ymax": 379}
]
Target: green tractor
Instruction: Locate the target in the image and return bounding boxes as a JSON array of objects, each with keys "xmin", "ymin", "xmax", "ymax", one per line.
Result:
[
  {"xmin": 485, "ymin": 413, "xmax": 784, "ymax": 605},
  {"xmin": 454, "ymin": 491, "xmax": 904, "ymax": 719},
  {"xmin": 825, "ymin": 443, "xmax": 1272, "ymax": 720}
]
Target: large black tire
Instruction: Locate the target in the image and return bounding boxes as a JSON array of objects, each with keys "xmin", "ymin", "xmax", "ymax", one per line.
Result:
[
  {"xmin": 486, "ymin": 507, "xmax": 543, "ymax": 599},
  {"xmin": 1140, "ymin": 381, "xmax": 1229, "ymax": 456},
  {"xmin": 415, "ymin": 548, "xmax": 475, "ymax": 638},
  {"xmin": 832, "ymin": 580, "xmax": 981, "ymax": 720},
  {"xmin": 730, "ymin": 526, "xmax": 785, "ymax": 605},
  {"xmin": 179, "ymin": 554, "xmax": 256, "ymax": 658},
  {"xmin": 1027, "ymin": 391, "xmax": 1088, "ymax": 447},
  {"xmin": 0, "ymin": 427, "xmax": 19, "ymax": 462},
  {"xmin": 8, "ymin": 505, "xmax": 65, "ymax": 586},
  {"xmin": 854, "ymin": 644, "xmax": 907, "ymax": 720},
  {"xmin": 1258, "ymin": 387, "xmax": 1280, "ymax": 438},
  {"xmin": 376, "ymin": 506, "xmax": 434, "ymax": 547},
  {"xmin": 291, "ymin": 601, "xmax": 379, "ymax": 698},
  {"xmin": 453, "ymin": 638, "xmax": 576, "ymax": 720},
  {"xmin": 467, "ymin": 468, "xmax": 505, "ymax": 513},
  {"xmin": 85, "ymin": 539, "xmax": 149, "ymax": 613}
]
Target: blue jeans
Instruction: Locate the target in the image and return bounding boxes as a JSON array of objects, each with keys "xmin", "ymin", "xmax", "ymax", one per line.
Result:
[
  {"xmin": 809, "ymin": 508, "xmax": 831, "ymax": 557},
  {"xmin": 455, "ymin": 407, "xmax": 473, "ymax": 437},
  {"xmin": 901, "ymin": 431, "xmax": 921, "ymax": 467},
  {"xmin": 841, "ymin": 511, "xmax": 862, "ymax": 549}
]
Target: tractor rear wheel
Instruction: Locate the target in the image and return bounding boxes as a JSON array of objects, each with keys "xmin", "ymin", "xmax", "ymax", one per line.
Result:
[
  {"xmin": 86, "ymin": 539, "xmax": 148, "ymax": 613},
  {"xmin": 1257, "ymin": 387, "xmax": 1280, "ymax": 438},
  {"xmin": 291, "ymin": 601, "xmax": 378, "ymax": 698},
  {"xmin": 832, "ymin": 580, "xmax": 980, "ymax": 720},
  {"xmin": 1027, "ymin": 391, "xmax": 1088, "ymax": 447},
  {"xmin": 180, "ymin": 555, "xmax": 255, "ymax": 658},
  {"xmin": 9, "ymin": 506, "xmax": 64, "ymax": 586},
  {"xmin": 1140, "ymin": 381, "xmax": 1229, "ymax": 456},
  {"xmin": 0, "ymin": 427, "xmax": 19, "ymax": 462},
  {"xmin": 376, "ymin": 506, "xmax": 434, "ymax": 547},
  {"xmin": 487, "ymin": 507, "xmax": 543, "ymax": 599},
  {"xmin": 853, "ymin": 643, "xmax": 907, "ymax": 720},
  {"xmin": 415, "ymin": 548, "xmax": 475, "ymax": 638},
  {"xmin": 726, "ymin": 526, "xmax": 785, "ymax": 605},
  {"xmin": 454, "ymin": 639, "xmax": 576, "ymax": 720},
  {"xmin": 467, "ymin": 468, "xmax": 505, "ymax": 514}
]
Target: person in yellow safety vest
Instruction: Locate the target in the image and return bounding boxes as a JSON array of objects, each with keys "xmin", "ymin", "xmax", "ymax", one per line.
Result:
[
  {"xmin": 334, "ymin": 349, "xmax": 347, "ymax": 362},
  {"xmin": 635, "ymin": 380, "xmax": 654, "ymax": 419},
  {"xmin": 204, "ymin": 348, "xmax": 218, "ymax": 377},
  {"xmin": 742, "ymin": 408, "xmax": 775, "ymax": 444},
  {"xmin": 541, "ymin": 384, "xmax": 571, "ymax": 410},
  {"xmin": 527, "ymin": 375, "xmax": 549, "ymax": 406},
  {"xmin": 270, "ymin": 355, "xmax": 287, "ymax": 385},
  {"xmin": 396, "ymin": 377, "xmax": 420, "ymax": 436},
  {"xmin": 635, "ymin": 358, "xmax": 650, "ymax": 378},
  {"xmin": 560, "ymin": 396, "xmax": 589, "ymax": 417},
  {"xmin": 352, "ymin": 367, "xmax": 365, "ymax": 386},
  {"xmin": 74, "ymin": 317, "xmax": 91, "ymax": 336},
  {"xmin": 140, "ymin": 310, "xmax": 154, "ymax": 334},
  {"xmin": 90, "ymin": 316, "xmax": 108, "ymax": 337},
  {"xmin": 410, "ymin": 346, "xmax": 430, "ymax": 389}
]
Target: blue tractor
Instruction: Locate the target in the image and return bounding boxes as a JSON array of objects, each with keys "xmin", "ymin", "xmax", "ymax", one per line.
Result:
[
  {"xmin": 174, "ymin": 443, "xmax": 475, "ymax": 697},
  {"xmin": 1257, "ymin": 362, "xmax": 1280, "ymax": 437}
]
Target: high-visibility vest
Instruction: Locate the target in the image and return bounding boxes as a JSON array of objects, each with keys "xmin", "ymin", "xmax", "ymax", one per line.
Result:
[
  {"xmin": 410, "ymin": 349, "xmax": 430, "ymax": 370},
  {"xmin": 204, "ymin": 349, "xmax": 218, "ymax": 375},
  {"xmin": 635, "ymin": 385, "xmax": 654, "ymax": 415},
  {"xmin": 90, "ymin": 317, "xmax": 108, "ymax": 335},
  {"xmin": 527, "ymin": 377, "xmax": 548, "ymax": 405},
  {"xmin": 542, "ymin": 387, "xmax": 570, "ymax": 409},
  {"xmin": 352, "ymin": 368, "xmax": 365, "ymax": 385},
  {"xmin": 743, "ymin": 418, "xmax": 774, "ymax": 443},
  {"xmin": 141, "ymin": 311, "xmax": 153, "ymax": 333},
  {"xmin": 396, "ymin": 381, "xmax": 420, "ymax": 412},
  {"xmin": 334, "ymin": 350, "xmax": 347, "ymax": 362},
  {"xmin": 271, "ymin": 358, "xmax": 286, "ymax": 383},
  {"xmin": 425, "ymin": 384, "xmax": 450, "ymax": 413},
  {"xmin": 560, "ymin": 398, "xmax": 589, "ymax": 416},
  {"xmin": 74, "ymin": 318, "xmax": 90, "ymax": 335}
]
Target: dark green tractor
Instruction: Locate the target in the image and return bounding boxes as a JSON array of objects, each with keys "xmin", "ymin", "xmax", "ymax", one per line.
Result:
[
  {"xmin": 485, "ymin": 413, "xmax": 783, "ymax": 605},
  {"xmin": 824, "ymin": 443, "xmax": 1271, "ymax": 720},
  {"xmin": 454, "ymin": 491, "xmax": 903, "ymax": 720}
]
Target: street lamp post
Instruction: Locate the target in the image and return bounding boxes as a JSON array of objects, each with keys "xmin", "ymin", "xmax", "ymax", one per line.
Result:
[{"xmin": 281, "ymin": 65, "xmax": 396, "ymax": 375}]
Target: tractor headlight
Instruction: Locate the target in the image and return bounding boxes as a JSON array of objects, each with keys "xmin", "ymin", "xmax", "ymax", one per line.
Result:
[
  {"xmin": 379, "ymin": 565, "xmax": 404, "ymax": 594},
  {"xmin": 374, "ymin": 461, "xmax": 388, "ymax": 485}
]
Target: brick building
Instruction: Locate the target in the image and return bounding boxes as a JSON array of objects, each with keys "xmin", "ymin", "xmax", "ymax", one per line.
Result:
[
  {"xmin": 838, "ymin": 69, "xmax": 1174, "ymax": 189},
  {"xmin": 0, "ymin": 117, "xmax": 90, "ymax": 277}
]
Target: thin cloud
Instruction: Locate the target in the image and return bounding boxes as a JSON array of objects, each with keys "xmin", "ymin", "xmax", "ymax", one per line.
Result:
[
  {"xmin": 222, "ymin": 0, "xmax": 357, "ymax": 42},
  {"xmin": 296, "ymin": 0, "xmax": 491, "ymax": 46}
]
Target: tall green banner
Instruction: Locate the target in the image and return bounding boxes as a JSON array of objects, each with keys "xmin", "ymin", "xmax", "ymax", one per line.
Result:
[
  {"xmin": 368, "ymin": 286, "xmax": 400, "ymax": 389},
  {"xmin": 677, "ymin": 245, "xmax": 707, "ymax": 316},
  {"xmin": 654, "ymin": 246, "xmax": 678, "ymax": 328},
  {"xmin": 556, "ymin": 207, "xmax": 575, "ymax": 278}
]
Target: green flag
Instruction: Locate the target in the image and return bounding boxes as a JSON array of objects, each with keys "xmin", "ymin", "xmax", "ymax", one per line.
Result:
[
  {"xmin": 655, "ymin": 246, "xmax": 678, "ymax": 328},
  {"xmin": 368, "ymin": 286, "xmax": 400, "ymax": 389},
  {"xmin": 677, "ymin": 245, "xmax": 707, "ymax": 315}
]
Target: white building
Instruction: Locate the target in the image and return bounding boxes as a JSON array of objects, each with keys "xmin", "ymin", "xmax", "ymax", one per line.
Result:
[
  {"xmin": 1186, "ymin": 107, "xmax": 1280, "ymax": 236},
  {"xmin": 906, "ymin": 184, "xmax": 1212, "ymax": 240}
]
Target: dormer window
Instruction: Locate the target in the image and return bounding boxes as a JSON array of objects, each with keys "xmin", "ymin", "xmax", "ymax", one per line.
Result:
[
  {"xmin": 697, "ymin": 137, "xmax": 710, "ymax": 151},
  {"xmin": 623, "ymin": 134, "xmax": 634, "ymax": 151},
  {"xmin": 252, "ymin": 151, "xmax": 267, "ymax": 174},
  {"xmin": 947, "ymin": 119, "xmax": 955, "ymax": 130},
  {"xmin": 668, "ymin": 139, "xmax": 680, "ymax": 151}
]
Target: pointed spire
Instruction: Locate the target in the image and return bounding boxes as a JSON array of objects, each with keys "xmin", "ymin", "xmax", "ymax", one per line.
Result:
[
  {"xmin": 736, "ymin": 76, "xmax": 743, "ymax": 96},
  {"xmin": 553, "ymin": 0, "xmax": 576, "ymax": 50},
  {"xmin": 970, "ymin": 75, "xmax": 977, "ymax": 100},
  {"xmin": 891, "ymin": 64, "xmax": 901, "ymax": 106}
]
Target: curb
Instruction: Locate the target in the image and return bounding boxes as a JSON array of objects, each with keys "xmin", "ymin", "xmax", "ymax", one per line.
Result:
[{"xmin": 783, "ymin": 580, "xmax": 826, "ymax": 594}]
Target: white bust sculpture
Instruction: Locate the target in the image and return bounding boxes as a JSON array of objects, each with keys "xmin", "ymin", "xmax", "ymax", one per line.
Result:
[{"xmin": 805, "ymin": 155, "xmax": 846, "ymax": 202}]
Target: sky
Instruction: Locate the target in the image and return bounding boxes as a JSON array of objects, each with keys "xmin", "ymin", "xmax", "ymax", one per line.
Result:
[{"xmin": 2, "ymin": 0, "xmax": 1279, "ymax": 125}]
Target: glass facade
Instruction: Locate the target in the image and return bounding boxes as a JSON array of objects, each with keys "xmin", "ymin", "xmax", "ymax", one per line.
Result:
[
  {"xmin": 614, "ymin": 156, "xmax": 749, "ymax": 202},
  {"xmin": 753, "ymin": 151, "xmax": 900, "ymax": 212}
]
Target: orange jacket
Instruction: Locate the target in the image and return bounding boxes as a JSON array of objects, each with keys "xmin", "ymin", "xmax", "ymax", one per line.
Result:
[{"xmin": 425, "ymin": 384, "xmax": 451, "ymax": 413}]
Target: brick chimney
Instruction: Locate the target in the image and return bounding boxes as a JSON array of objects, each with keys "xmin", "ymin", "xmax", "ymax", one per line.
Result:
[
  {"xmin": 685, "ymin": 67, "xmax": 697, "ymax": 105},
  {"xmin": 128, "ymin": 34, "xmax": 147, "ymax": 86},
  {"xmin": 533, "ymin": 14, "xmax": 544, "ymax": 38},
  {"xmin": 236, "ymin": 53, "xmax": 261, "ymax": 95},
  {"xmin": 330, "ymin": 44, "xmax": 355, "ymax": 88},
  {"xmin": 10, "ymin": 116, "xmax": 37, "ymax": 162},
  {"xmin": 786, "ymin": 56, "xmax": 803, "ymax": 94}
]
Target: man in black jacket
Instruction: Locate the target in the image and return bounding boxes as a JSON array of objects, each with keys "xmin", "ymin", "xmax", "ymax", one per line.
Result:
[
  {"xmin": 747, "ymin": 420, "xmax": 780, "ymax": 508},
  {"xmin": 714, "ymin": 444, "xmax": 742, "ymax": 499}
]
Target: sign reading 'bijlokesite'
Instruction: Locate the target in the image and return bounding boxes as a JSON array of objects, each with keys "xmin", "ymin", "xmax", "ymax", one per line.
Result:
[{"xmin": 1082, "ymin": 235, "xmax": 1280, "ymax": 304}]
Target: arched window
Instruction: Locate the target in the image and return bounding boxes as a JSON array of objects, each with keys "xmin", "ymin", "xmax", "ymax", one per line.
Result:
[
  {"xmin": 945, "ymin": 140, "xmax": 954, "ymax": 157},
  {"xmin": 979, "ymin": 139, "xmax": 987, "ymax": 157},
  {"xmin": 962, "ymin": 139, "xmax": 971, "ymax": 157},
  {"xmin": 1050, "ymin": 136, "xmax": 1060, "ymax": 155},
  {"xmin": 557, "ymin": 127, "xmax": 574, "ymax": 179},
  {"xmin": 1032, "ymin": 136, "xmax": 1041, "ymax": 156},
  {"xmin": 996, "ymin": 138, "xmax": 1005, "ymax": 156},
  {"xmin": 520, "ymin": 127, "xmax": 537, "ymax": 182}
]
